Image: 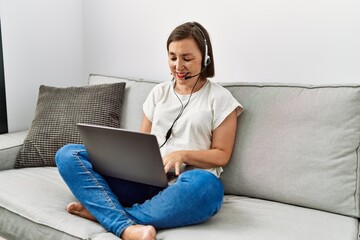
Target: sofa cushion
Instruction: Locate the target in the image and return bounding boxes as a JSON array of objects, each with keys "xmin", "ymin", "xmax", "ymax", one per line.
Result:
[
  {"xmin": 220, "ymin": 83, "xmax": 360, "ymax": 218},
  {"xmin": 15, "ymin": 83, "xmax": 125, "ymax": 168},
  {"xmin": 0, "ymin": 167, "xmax": 357, "ymax": 240},
  {"xmin": 0, "ymin": 130, "xmax": 28, "ymax": 170},
  {"xmin": 89, "ymin": 74, "xmax": 158, "ymax": 131},
  {"xmin": 0, "ymin": 167, "xmax": 112, "ymax": 239},
  {"xmin": 158, "ymin": 195, "xmax": 358, "ymax": 240}
]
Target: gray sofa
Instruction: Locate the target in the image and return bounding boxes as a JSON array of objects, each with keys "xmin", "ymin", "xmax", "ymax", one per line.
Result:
[{"xmin": 1, "ymin": 74, "xmax": 359, "ymax": 240}]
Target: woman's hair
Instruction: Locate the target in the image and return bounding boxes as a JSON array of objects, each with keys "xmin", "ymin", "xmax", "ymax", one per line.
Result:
[{"xmin": 167, "ymin": 22, "xmax": 215, "ymax": 79}]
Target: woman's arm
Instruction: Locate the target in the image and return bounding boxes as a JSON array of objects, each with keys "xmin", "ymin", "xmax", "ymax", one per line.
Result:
[
  {"xmin": 163, "ymin": 110, "xmax": 238, "ymax": 175},
  {"xmin": 140, "ymin": 114, "xmax": 152, "ymax": 134}
]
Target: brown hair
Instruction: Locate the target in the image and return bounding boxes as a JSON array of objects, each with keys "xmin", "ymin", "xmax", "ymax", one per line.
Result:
[{"xmin": 167, "ymin": 22, "xmax": 215, "ymax": 79}]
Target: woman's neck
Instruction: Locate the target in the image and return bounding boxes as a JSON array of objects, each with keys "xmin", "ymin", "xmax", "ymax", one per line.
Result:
[{"xmin": 174, "ymin": 78, "xmax": 207, "ymax": 95}]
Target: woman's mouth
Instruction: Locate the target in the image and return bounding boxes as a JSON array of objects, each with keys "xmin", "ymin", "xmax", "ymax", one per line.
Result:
[{"xmin": 176, "ymin": 72, "xmax": 189, "ymax": 79}]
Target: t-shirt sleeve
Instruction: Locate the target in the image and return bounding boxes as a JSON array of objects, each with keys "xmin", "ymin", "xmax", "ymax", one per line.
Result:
[{"xmin": 213, "ymin": 87, "xmax": 243, "ymax": 130}]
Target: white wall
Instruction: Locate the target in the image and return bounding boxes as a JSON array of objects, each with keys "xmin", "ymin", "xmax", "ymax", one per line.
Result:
[
  {"xmin": 1, "ymin": 0, "xmax": 360, "ymax": 132},
  {"xmin": 0, "ymin": 0, "xmax": 84, "ymax": 132},
  {"xmin": 84, "ymin": 0, "xmax": 360, "ymax": 84}
]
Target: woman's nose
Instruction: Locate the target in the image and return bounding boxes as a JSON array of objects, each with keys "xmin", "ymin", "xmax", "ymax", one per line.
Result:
[{"xmin": 174, "ymin": 59, "xmax": 184, "ymax": 71}]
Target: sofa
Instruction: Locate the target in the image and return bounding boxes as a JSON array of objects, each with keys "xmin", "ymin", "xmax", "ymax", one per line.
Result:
[{"xmin": 1, "ymin": 74, "xmax": 359, "ymax": 240}]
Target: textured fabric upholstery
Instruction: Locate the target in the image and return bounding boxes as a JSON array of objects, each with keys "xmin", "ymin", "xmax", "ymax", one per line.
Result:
[
  {"xmin": 0, "ymin": 168, "xmax": 357, "ymax": 240},
  {"xmin": 15, "ymin": 83, "xmax": 125, "ymax": 168},
  {"xmin": 0, "ymin": 130, "xmax": 27, "ymax": 170},
  {"xmin": 158, "ymin": 196, "xmax": 358, "ymax": 240},
  {"xmin": 220, "ymin": 83, "xmax": 360, "ymax": 218},
  {"xmin": 0, "ymin": 168, "xmax": 109, "ymax": 239},
  {"xmin": 89, "ymin": 74, "xmax": 158, "ymax": 131}
]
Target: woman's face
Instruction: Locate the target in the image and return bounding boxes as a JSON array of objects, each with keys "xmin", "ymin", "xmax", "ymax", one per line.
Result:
[{"xmin": 168, "ymin": 38, "xmax": 203, "ymax": 81}]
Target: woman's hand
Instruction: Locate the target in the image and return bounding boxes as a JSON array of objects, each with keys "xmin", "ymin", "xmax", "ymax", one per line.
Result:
[{"xmin": 162, "ymin": 151, "xmax": 186, "ymax": 175}]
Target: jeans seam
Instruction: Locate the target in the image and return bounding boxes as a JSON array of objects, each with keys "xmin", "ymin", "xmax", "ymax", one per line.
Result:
[
  {"xmin": 73, "ymin": 150, "xmax": 136, "ymax": 236},
  {"xmin": 73, "ymin": 150, "xmax": 118, "ymax": 210}
]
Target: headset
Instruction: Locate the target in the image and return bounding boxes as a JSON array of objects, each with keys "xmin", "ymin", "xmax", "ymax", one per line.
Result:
[
  {"xmin": 159, "ymin": 23, "xmax": 211, "ymax": 148},
  {"xmin": 193, "ymin": 23, "xmax": 211, "ymax": 68},
  {"xmin": 184, "ymin": 23, "xmax": 211, "ymax": 80}
]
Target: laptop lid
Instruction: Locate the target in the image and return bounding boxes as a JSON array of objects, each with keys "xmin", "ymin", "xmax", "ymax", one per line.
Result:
[{"xmin": 77, "ymin": 123, "xmax": 168, "ymax": 188}]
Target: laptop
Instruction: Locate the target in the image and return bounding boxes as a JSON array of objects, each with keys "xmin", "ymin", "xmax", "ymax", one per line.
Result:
[{"xmin": 77, "ymin": 123, "xmax": 168, "ymax": 188}]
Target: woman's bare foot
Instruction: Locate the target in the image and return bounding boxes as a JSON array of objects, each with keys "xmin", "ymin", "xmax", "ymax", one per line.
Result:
[
  {"xmin": 66, "ymin": 202, "xmax": 97, "ymax": 222},
  {"xmin": 67, "ymin": 203, "xmax": 156, "ymax": 239},
  {"xmin": 121, "ymin": 225, "xmax": 156, "ymax": 240}
]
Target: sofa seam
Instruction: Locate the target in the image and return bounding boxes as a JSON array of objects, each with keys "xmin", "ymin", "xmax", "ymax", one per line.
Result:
[
  {"xmin": 355, "ymin": 86, "xmax": 360, "ymax": 223},
  {"xmin": 0, "ymin": 144, "xmax": 23, "ymax": 151},
  {"xmin": 356, "ymin": 143, "xmax": 360, "ymax": 218},
  {"xmin": 89, "ymin": 73, "xmax": 360, "ymax": 89},
  {"xmin": 89, "ymin": 73, "xmax": 160, "ymax": 85},
  {"xmin": 221, "ymin": 83, "xmax": 360, "ymax": 89}
]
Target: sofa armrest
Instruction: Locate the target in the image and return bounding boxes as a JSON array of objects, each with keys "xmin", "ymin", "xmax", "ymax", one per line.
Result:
[{"xmin": 0, "ymin": 130, "xmax": 28, "ymax": 170}]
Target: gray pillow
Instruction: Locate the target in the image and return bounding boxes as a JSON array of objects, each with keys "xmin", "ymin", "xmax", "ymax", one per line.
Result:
[{"xmin": 15, "ymin": 83, "xmax": 125, "ymax": 168}]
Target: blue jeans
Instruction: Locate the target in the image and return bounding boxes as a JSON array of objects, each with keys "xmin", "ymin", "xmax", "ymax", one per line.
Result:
[{"xmin": 55, "ymin": 144, "xmax": 224, "ymax": 237}]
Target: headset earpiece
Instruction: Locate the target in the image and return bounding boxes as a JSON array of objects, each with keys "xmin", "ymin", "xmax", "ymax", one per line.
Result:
[
  {"xmin": 193, "ymin": 22, "xmax": 211, "ymax": 68},
  {"xmin": 203, "ymin": 39, "xmax": 211, "ymax": 67}
]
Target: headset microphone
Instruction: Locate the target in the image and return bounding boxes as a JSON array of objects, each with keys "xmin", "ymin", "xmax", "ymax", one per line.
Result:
[{"xmin": 184, "ymin": 65, "xmax": 208, "ymax": 80}]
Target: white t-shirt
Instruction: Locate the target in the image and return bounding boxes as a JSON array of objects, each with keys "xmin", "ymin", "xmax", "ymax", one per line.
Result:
[{"xmin": 143, "ymin": 79, "xmax": 243, "ymax": 177}]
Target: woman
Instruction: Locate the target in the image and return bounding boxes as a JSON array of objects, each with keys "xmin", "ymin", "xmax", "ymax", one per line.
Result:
[{"xmin": 56, "ymin": 21, "xmax": 243, "ymax": 240}]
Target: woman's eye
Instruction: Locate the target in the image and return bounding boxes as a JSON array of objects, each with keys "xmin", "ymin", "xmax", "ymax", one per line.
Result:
[
  {"xmin": 169, "ymin": 57, "xmax": 193, "ymax": 62},
  {"xmin": 184, "ymin": 58, "xmax": 195, "ymax": 62}
]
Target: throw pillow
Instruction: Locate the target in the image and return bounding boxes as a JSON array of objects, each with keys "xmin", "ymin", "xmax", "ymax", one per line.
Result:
[{"xmin": 15, "ymin": 82, "xmax": 125, "ymax": 168}]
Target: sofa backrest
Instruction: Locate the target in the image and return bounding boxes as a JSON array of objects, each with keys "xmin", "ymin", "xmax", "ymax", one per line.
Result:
[
  {"xmin": 220, "ymin": 82, "xmax": 360, "ymax": 218},
  {"xmin": 89, "ymin": 74, "xmax": 158, "ymax": 131},
  {"xmin": 89, "ymin": 74, "xmax": 360, "ymax": 218}
]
